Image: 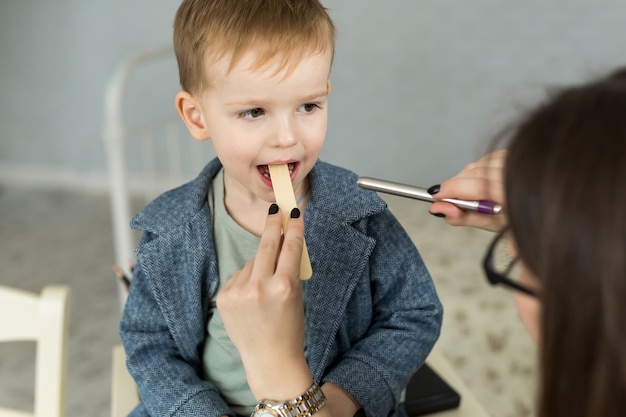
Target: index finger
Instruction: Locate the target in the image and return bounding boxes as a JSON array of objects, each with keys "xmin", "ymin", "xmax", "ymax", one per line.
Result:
[
  {"xmin": 274, "ymin": 208, "xmax": 305, "ymax": 280},
  {"xmin": 251, "ymin": 203, "xmax": 286, "ymax": 279},
  {"xmin": 437, "ymin": 150, "xmax": 506, "ymax": 202}
]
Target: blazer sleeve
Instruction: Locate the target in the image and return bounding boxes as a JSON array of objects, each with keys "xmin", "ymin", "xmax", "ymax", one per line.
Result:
[
  {"xmin": 119, "ymin": 259, "xmax": 235, "ymax": 417},
  {"xmin": 323, "ymin": 208, "xmax": 443, "ymax": 416}
]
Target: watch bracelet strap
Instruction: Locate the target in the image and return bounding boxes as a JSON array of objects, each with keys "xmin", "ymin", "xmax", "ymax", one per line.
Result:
[
  {"xmin": 261, "ymin": 381, "xmax": 327, "ymax": 417},
  {"xmin": 284, "ymin": 381, "xmax": 326, "ymax": 417}
]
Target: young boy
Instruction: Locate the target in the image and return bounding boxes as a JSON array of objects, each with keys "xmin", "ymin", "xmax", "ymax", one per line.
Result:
[{"xmin": 119, "ymin": 1, "xmax": 442, "ymax": 416}]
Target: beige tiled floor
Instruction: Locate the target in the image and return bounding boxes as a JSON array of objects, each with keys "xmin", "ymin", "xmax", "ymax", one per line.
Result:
[{"xmin": 0, "ymin": 186, "xmax": 536, "ymax": 417}]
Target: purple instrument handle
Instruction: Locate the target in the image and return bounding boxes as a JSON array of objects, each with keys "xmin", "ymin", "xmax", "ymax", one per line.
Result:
[{"xmin": 477, "ymin": 200, "xmax": 501, "ymax": 215}]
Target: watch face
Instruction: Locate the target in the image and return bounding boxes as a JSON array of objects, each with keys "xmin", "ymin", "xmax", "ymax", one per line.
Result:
[{"xmin": 253, "ymin": 405, "xmax": 280, "ymax": 417}]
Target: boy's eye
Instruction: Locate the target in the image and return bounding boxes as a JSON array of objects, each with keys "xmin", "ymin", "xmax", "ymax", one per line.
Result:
[
  {"xmin": 298, "ymin": 103, "xmax": 320, "ymax": 113},
  {"xmin": 239, "ymin": 108, "xmax": 265, "ymax": 119}
]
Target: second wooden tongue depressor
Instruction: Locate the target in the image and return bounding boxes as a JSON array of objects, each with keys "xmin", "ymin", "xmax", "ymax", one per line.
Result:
[{"xmin": 268, "ymin": 164, "xmax": 313, "ymax": 280}]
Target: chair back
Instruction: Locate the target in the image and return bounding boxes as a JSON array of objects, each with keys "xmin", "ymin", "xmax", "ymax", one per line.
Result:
[
  {"xmin": 0, "ymin": 285, "xmax": 71, "ymax": 417},
  {"xmin": 101, "ymin": 45, "xmax": 215, "ymax": 305}
]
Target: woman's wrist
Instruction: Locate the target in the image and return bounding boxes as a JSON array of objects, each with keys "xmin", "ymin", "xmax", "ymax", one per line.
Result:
[{"xmin": 245, "ymin": 358, "xmax": 314, "ymax": 402}]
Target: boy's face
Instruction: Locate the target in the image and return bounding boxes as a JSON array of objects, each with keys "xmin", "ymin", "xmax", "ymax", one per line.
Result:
[{"xmin": 188, "ymin": 47, "xmax": 332, "ymax": 205}]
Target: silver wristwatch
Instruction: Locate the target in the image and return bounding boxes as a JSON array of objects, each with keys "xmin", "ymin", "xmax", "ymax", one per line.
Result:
[{"xmin": 251, "ymin": 381, "xmax": 327, "ymax": 417}]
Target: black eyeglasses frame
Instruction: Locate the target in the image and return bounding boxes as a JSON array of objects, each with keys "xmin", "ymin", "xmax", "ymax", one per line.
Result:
[{"xmin": 482, "ymin": 229, "xmax": 538, "ymax": 298}]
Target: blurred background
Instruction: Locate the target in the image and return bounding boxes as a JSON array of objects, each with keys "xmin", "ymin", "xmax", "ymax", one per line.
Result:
[
  {"xmin": 2, "ymin": 1, "xmax": 626, "ymax": 187},
  {"xmin": 1, "ymin": 2, "xmax": 625, "ymax": 417}
]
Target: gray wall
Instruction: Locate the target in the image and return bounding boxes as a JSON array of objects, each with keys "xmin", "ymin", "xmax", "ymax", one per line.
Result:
[{"xmin": 1, "ymin": 1, "xmax": 625, "ymax": 188}]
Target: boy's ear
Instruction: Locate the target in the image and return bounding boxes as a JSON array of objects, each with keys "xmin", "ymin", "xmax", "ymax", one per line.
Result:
[
  {"xmin": 327, "ymin": 80, "xmax": 331, "ymax": 95},
  {"xmin": 175, "ymin": 91, "xmax": 210, "ymax": 141}
]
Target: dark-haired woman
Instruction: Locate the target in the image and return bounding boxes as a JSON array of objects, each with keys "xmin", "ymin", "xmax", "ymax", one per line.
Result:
[{"xmin": 430, "ymin": 67, "xmax": 626, "ymax": 417}]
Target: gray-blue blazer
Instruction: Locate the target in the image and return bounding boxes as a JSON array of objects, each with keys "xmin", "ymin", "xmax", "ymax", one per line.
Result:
[{"xmin": 120, "ymin": 158, "xmax": 442, "ymax": 417}]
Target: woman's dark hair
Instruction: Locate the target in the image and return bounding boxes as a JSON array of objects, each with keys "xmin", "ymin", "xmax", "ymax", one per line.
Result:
[{"xmin": 500, "ymin": 68, "xmax": 626, "ymax": 417}]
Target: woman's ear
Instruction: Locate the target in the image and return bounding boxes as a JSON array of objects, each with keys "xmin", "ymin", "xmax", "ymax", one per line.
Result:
[{"xmin": 175, "ymin": 91, "xmax": 210, "ymax": 141}]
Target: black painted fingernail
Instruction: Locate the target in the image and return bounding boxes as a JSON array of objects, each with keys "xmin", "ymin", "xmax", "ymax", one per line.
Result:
[
  {"xmin": 430, "ymin": 212, "xmax": 446, "ymax": 218},
  {"xmin": 290, "ymin": 207, "xmax": 301, "ymax": 219},
  {"xmin": 269, "ymin": 203, "xmax": 279, "ymax": 215},
  {"xmin": 427, "ymin": 184, "xmax": 441, "ymax": 195}
]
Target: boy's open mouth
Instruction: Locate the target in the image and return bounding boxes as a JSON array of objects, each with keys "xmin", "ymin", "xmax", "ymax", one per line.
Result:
[{"xmin": 258, "ymin": 162, "xmax": 296, "ymax": 180}]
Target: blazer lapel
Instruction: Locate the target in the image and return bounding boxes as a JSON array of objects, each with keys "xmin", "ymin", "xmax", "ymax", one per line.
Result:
[{"xmin": 303, "ymin": 208, "xmax": 376, "ymax": 380}]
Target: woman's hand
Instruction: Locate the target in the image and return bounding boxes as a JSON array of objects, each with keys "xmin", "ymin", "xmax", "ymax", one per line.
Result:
[
  {"xmin": 428, "ymin": 149, "xmax": 507, "ymax": 232},
  {"xmin": 218, "ymin": 204, "xmax": 361, "ymax": 416},
  {"xmin": 217, "ymin": 204, "xmax": 313, "ymax": 401}
]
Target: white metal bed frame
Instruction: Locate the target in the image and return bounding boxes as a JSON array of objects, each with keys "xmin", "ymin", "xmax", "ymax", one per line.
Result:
[{"xmin": 102, "ymin": 45, "xmax": 214, "ymax": 304}]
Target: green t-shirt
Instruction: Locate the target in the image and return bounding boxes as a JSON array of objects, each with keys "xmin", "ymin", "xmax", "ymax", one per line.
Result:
[{"xmin": 204, "ymin": 169, "xmax": 260, "ymax": 415}]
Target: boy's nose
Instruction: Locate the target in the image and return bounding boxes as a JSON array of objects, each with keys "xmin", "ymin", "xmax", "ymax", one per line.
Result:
[{"xmin": 272, "ymin": 116, "xmax": 297, "ymax": 147}]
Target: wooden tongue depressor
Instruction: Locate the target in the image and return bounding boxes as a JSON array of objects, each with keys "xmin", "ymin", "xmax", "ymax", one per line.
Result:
[{"xmin": 268, "ymin": 164, "xmax": 313, "ymax": 280}]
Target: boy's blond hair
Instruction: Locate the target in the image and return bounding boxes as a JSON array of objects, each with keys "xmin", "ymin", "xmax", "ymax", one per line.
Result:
[{"xmin": 174, "ymin": 0, "xmax": 336, "ymax": 94}]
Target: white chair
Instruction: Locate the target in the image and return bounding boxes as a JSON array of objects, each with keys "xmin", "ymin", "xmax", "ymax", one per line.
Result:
[
  {"xmin": 110, "ymin": 345, "xmax": 139, "ymax": 417},
  {"xmin": 0, "ymin": 285, "xmax": 71, "ymax": 417},
  {"xmin": 101, "ymin": 44, "xmax": 216, "ymax": 306}
]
